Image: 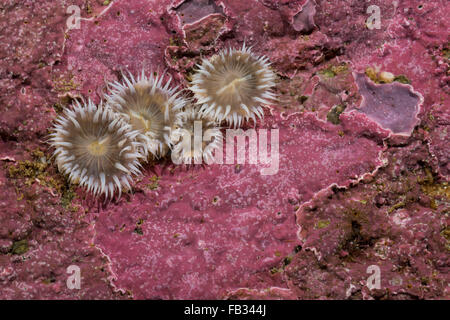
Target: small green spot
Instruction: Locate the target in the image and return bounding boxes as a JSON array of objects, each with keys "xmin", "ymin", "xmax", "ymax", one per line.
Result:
[
  {"xmin": 147, "ymin": 175, "xmax": 160, "ymax": 190},
  {"xmin": 270, "ymin": 267, "xmax": 282, "ymax": 275},
  {"xmin": 316, "ymin": 220, "xmax": 330, "ymax": 229},
  {"xmin": 297, "ymin": 95, "xmax": 308, "ymax": 104},
  {"xmin": 393, "ymin": 75, "xmax": 411, "ymax": 84},
  {"xmin": 283, "ymin": 256, "xmax": 292, "ymax": 266},
  {"xmin": 60, "ymin": 187, "xmax": 75, "ymax": 209},
  {"xmin": 321, "ymin": 69, "xmax": 336, "ymax": 78},
  {"xmin": 387, "ymin": 201, "xmax": 406, "ymax": 214},
  {"xmin": 11, "ymin": 239, "xmax": 29, "ymax": 255},
  {"xmin": 321, "ymin": 64, "xmax": 348, "ymax": 78},
  {"xmin": 441, "ymin": 227, "xmax": 450, "ymax": 241},
  {"xmin": 441, "ymin": 226, "xmax": 450, "ymax": 251},
  {"xmin": 420, "ymin": 277, "xmax": 429, "ymax": 285},
  {"xmin": 442, "ymin": 48, "xmax": 450, "ymax": 60},
  {"xmin": 133, "ymin": 227, "xmax": 143, "ymax": 235},
  {"xmin": 327, "ymin": 104, "xmax": 346, "ymax": 125}
]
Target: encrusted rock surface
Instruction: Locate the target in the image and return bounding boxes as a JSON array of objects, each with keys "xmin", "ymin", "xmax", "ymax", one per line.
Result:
[{"xmin": 0, "ymin": 0, "xmax": 448, "ymax": 299}]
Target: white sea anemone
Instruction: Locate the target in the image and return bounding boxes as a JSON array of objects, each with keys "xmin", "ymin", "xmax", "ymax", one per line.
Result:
[
  {"xmin": 105, "ymin": 71, "xmax": 187, "ymax": 158},
  {"xmin": 171, "ymin": 106, "xmax": 223, "ymax": 164},
  {"xmin": 190, "ymin": 44, "xmax": 276, "ymax": 128},
  {"xmin": 49, "ymin": 100, "xmax": 143, "ymax": 199}
]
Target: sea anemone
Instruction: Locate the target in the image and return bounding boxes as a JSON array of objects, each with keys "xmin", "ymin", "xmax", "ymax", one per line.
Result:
[
  {"xmin": 171, "ymin": 106, "xmax": 223, "ymax": 164},
  {"xmin": 105, "ymin": 71, "xmax": 187, "ymax": 158},
  {"xmin": 190, "ymin": 44, "xmax": 276, "ymax": 128},
  {"xmin": 49, "ymin": 100, "xmax": 143, "ymax": 199}
]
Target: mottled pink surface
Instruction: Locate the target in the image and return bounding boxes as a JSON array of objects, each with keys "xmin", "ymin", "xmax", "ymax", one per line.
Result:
[
  {"xmin": 0, "ymin": 0, "xmax": 448, "ymax": 299},
  {"xmin": 94, "ymin": 112, "xmax": 386, "ymax": 299}
]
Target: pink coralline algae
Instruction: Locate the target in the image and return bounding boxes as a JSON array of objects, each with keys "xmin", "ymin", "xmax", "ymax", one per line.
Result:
[{"xmin": 0, "ymin": 0, "xmax": 449, "ymax": 300}]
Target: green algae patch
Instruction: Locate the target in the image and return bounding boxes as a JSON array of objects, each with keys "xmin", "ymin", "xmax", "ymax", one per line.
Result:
[
  {"xmin": 320, "ymin": 63, "xmax": 349, "ymax": 78},
  {"xmin": 442, "ymin": 47, "xmax": 450, "ymax": 60},
  {"xmin": 283, "ymin": 256, "xmax": 292, "ymax": 266},
  {"xmin": 60, "ymin": 186, "xmax": 76, "ymax": 209},
  {"xmin": 321, "ymin": 69, "xmax": 336, "ymax": 78},
  {"xmin": 420, "ymin": 181, "xmax": 449, "ymax": 199},
  {"xmin": 7, "ymin": 149, "xmax": 77, "ymax": 208},
  {"xmin": 327, "ymin": 104, "xmax": 346, "ymax": 124},
  {"xmin": 387, "ymin": 201, "xmax": 406, "ymax": 214},
  {"xmin": 270, "ymin": 267, "xmax": 282, "ymax": 275},
  {"xmin": 147, "ymin": 175, "xmax": 160, "ymax": 190},
  {"xmin": 8, "ymin": 159, "xmax": 47, "ymax": 185},
  {"xmin": 315, "ymin": 220, "xmax": 331, "ymax": 229},
  {"xmin": 441, "ymin": 227, "xmax": 450, "ymax": 252},
  {"xmin": 134, "ymin": 219, "xmax": 144, "ymax": 235},
  {"xmin": 393, "ymin": 75, "xmax": 411, "ymax": 84},
  {"xmin": 53, "ymin": 74, "xmax": 80, "ymax": 93},
  {"xmin": 8, "ymin": 149, "xmax": 49, "ymax": 185},
  {"xmin": 11, "ymin": 239, "xmax": 29, "ymax": 255},
  {"xmin": 418, "ymin": 167, "xmax": 449, "ymax": 206}
]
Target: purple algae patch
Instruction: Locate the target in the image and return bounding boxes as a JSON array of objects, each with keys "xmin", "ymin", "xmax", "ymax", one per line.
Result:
[
  {"xmin": 292, "ymin": 0, "xmax": 316, "ymax": 34},
  {"xmin": 354, "ymin": 73, "xmax": 423, "ymax": 136},
  {"xmin": 174, "ymin": 0, "xmax": 224, "ymax": 25}
]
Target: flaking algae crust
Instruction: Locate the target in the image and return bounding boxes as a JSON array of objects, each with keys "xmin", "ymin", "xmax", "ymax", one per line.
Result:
[{"xmin": 0, "ymin": 0, "xmax": 448, "ymax": 299}]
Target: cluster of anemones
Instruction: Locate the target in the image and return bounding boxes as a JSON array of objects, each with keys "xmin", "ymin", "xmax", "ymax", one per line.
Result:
[{"xmin": 50, "ymin": 44, "xmax": 275, "ymax": 199}]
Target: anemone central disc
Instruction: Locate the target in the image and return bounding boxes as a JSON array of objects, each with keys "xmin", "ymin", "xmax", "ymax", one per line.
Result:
[
  {"xmin": 87, "ymin": 138, "xmax": 109, "ymax": 156},
  {"xmin": 217, "ymin": 76, "xmax": 246, "ymax": 97},
  {"xmin": 129, "ymin": 110, "xmax": 152, "ymax": 131}
]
